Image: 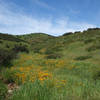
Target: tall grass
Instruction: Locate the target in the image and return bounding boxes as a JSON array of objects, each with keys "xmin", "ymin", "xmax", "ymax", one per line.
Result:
[
  {"xmin": 4, "ymin": 53, "xmax": 100, "ymax": 100},
  {"xmin": 10, "ymin": 79, "xmax": 100, "ymax": 100}
]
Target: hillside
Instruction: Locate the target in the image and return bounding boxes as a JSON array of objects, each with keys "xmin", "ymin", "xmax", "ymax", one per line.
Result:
[
  {"xmin": 15, "ymin": 28, "xmax": 100, "ymax": 63},
  {"xmin": 0, "ymin": 28, "xmax": 100, "ymax": 100}
]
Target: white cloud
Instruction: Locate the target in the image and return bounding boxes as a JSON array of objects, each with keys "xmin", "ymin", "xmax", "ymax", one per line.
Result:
[
  {"xmin": 0, "ymin": 1, "xmax": 96, "ymax": 36},
  {"xmin": 31, "ymin": 0, "xmax": 55, "ymax": 10}
]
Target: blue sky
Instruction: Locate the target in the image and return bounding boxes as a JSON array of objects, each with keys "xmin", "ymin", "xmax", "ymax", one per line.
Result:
[{"xmin": 0, "ymin": 0, "xmax": 100, "ymax": 36}]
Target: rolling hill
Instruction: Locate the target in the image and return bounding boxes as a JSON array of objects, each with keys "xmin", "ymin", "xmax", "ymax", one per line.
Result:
[{"xmin": 0, "ymin": 28, "xmax": 100, "ymax": 100}]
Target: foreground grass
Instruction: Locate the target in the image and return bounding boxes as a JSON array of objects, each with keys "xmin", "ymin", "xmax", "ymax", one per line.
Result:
[
  {"xmin": 1, "ymin": 53, "xmax": 100, "ymax": 100},
  {"xmin": 10, "ymin": 80, "xmax": 100, "ymax": 100}
]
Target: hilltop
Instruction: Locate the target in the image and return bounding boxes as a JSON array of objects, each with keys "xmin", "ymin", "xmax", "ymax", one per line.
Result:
[{"xmin": 0, "ymin": 28, "xmax": 100, "ymax": 65}]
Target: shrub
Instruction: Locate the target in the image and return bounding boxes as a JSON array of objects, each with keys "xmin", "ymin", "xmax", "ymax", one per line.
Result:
[
  {"xmin": 0, "ymin": 81, "xmax": 7, "ymax": 100},
  {"xmin": 12, "ymin": 44, "xmax": 29, "ymax": 53},
  {"xmin": 84, "ymin": 39, "xmax": 94, "ymax": 44},
  {"xmin": 43, "ymin": 45, "xmax": 62, "ymax": 59},
  {"xmin": 6, "ymin": 44, "xmax": 10, "ymax": 48},
  {"xmin": 0, "ymin": 49, "xmax": 17, "ymax": 66},
  {"xmin": 75, "ymin": 55, "xmax": 92, "ymax": 60},
  {"xmin": 1, "ymin": 68, "xmax": 15, "ymax": 83},
  {"xmin": 46, "ymin": 53, "xmax": 62, "ymax": 59},
  {"xmin": 33, "ymin": 47, "xmax": 41, "ymax": 53},
  {"xmin": 63, "ymin": 32, "xmax": 73, "ymax": 36},
  {"xmin": 0, "ymin": 40, "xmax": 3, "ymax": 43},
  {"xmin": 86, "ymin": 45, "xmax": 100, "ymax": 52},
  {"xmin": 0, "ymin": 44, "xmax": 29, "ymax": 67},
  {"xmin": 93, "ymin": 71, "xmax": 100, "ymax": 81},
  {"xmin": 86, "ymin": 46, "xmax": 95, "ymax": 52},
  {"xmin": 74, "ymin": 31, "xmax": 81, "ymax": 34},
  {"xmin": 87, "ymin": 28, "xmax": 100, "ymax": 31}
]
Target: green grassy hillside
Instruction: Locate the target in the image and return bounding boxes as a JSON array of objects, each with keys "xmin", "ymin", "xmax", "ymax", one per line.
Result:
[{"xmin": 0, "ymin": 28, "xmax": 100, "ymax": 100}]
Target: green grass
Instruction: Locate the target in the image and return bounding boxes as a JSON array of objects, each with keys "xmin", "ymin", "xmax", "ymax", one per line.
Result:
[
  {"xmin": 3, "ymin": 53, "xmax": 100, "ymax": 100},
  {"xmin": 10, "ymin": 76, "xmax": 100, "ymax": 100}
]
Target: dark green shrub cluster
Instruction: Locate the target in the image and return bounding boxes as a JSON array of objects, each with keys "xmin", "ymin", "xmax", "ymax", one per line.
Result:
[
  {"xmin": 12, "ymin": 44, "xmax": 29, "ymax": 53},
  {"xmin": 75, "ymin": 55, "xmax": 92, "ymax": 60},
  {"xmin": 0, "ymin": 81, "xmax": 7, "ymax": 100},
  {"xmin": 33, "ymin": 46, "xmax": 42, "ymax": 53},
  {"xmin": 63, "ymin": 32, "xmax": 73, "ymax": 36},
  {"xmin": 0, "ymin": 49, "xmax": 17, "ymax": 66},
  {"xmin": 93, "ymin": 71, "xmax": 100, "ymax": 81},
  {"xmin": 74, "ymin": 31, "xmax": 81, "ymax": 34},
  {"xmin": 1, "ymin": 68, "xmax": 15, "ymax": 83},
  {"xmin": 0, "ymin": 40, "xmax": 3, "ymax": 43},
  {"xmin": 87, "ymin": 28, "xmax": 100, "ymax": 31},
  {"xmin": 44, "ymin": 45, "xmax": 62, "ymax": 59},
  {"xmin": 84, "ymin": 39, "xmax": 94, "ymax": 44},
  {"xmin": 0, "ymin": 43, "xmax": 29, "ymax": 66},
  {"xmin": 86, "ymin": 45, "xmax": 100, "ymax": 52},
  {"xmin": 6, "ymin": 44, "xmax": 10, "ymax": 48},
  {"xmin": 46, "ymin": 53, "xmax": 62, "ymax": 59}
]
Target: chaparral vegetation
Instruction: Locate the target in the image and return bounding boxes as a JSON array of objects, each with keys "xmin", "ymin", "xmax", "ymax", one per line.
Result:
[{"xmin": 0, "ymin": 28, "xmax": 100, "ymax": 100}]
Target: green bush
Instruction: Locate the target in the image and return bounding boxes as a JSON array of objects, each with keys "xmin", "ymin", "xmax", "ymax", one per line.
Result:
[
  {"xmin": 33, "ymin": 47, "xmax": 41, "ymax": 53},
  {"xmin": 63, "ymin": 32, "xmax": 73, "ymax": 36},
  {"xmin": 46, "ymin": 53, "xmax": 62, "ymax": 59},
  {"xmin": 1, "ymin": 68, "xmax": 15, "ymax": 83},
  {"xmin": 6, "ymin": 44, "xmax": 10, "ymax": 48},
  {"xmin": 0, "ymin": 49, "xmax": 17, "ymax": 66},
  {"xmin": 0, "ymin": 44, "xmax": 29, "ymax": 67},
  {"xmin": 75, "ymin": 55, "xmax": 92, "ymax": 60},
  {"xmin": 0, "ymin": 81, "xmax": 7, "ymax": 100},
  {"xmin": 13, "ymin": 44, "xmax": 29, "ymax": 53},
  {"xmin": 93, "ymin": 71, "xmax": 100, "ymax": 81},
  {"xmin": 0, "ymin": 40, "xmax": 3, "ymax": 43},
  {"xmin": 40, "ymin": 44, "xmax": 63, "ymax": 59},
  {"xmin": 84, "ymin": 39, "xmax": 94, "ymax": 44},
  {"xmin": 87, "ymin": 45, "xmax": 100, "ymax": 52}
]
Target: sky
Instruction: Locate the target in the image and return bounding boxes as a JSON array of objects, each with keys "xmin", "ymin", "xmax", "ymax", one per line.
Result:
[{"xmin": 0, "ymin": 0, "xmax": 100, "ymax": 36}]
